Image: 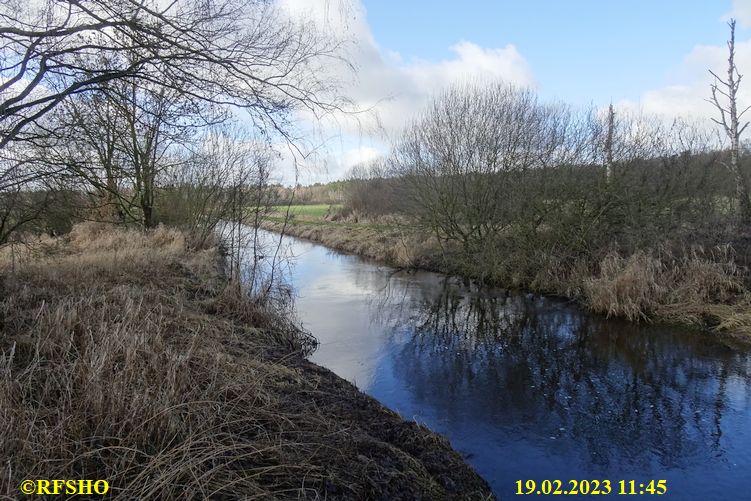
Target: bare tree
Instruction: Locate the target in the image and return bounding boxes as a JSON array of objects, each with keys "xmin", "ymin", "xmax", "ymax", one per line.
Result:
[
  {"xmin": 0, "ymin": 139, "xmax": 69, "ymax": 244},
  {"xmin": 159, "ymin": 125, "xmax": 252, "ymax": 247},
  {"xmin": 392, "ymin": 82, "xmax": 580, "ymax": 264},
  {"xmin": 30, "ymin": 86, "xmax": 137, "ymax": 223},
  {"xmin": 0, "ymin": 0, "xmax": 350, "ymax": 149},
  {"xmin": 0, "ymin": 0, "xmax": 353, "ymax": 243},
  {"xmin": 0, "ymin": 154, "xmax": 42, "ymax": 245},
  {"xmin": 708, "ymin": 18, "xmax": 751, "ymax": 225},
  {"xmin": 116, "ymin": 78, "xmax": 212, "ymax": 228}
]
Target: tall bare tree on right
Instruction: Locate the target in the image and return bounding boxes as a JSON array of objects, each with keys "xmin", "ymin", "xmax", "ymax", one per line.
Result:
[{"xmin": 709, "ymin": 18, "xmax": 751, "ymax": 226}]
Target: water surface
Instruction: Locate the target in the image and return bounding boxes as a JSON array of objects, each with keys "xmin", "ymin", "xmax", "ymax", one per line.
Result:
[{"xmin": 255, "ymin": 230, "xmax": 751, "ymax": 499}]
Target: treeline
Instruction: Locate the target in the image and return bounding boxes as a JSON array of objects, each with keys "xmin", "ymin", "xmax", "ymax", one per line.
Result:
[{"xmin": 340, "ymin": 82, "xmax": 751, "ymax": 324}]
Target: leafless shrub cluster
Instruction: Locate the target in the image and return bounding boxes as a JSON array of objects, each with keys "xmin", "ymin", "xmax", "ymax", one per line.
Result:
[
  {"xmin": 343, "ymin": 157, "xmax": 400, "ymax": 216},
  {"xmin": 384, "ymin": 83, "xmax": 726, "ymax": 279},
  {"xmin": 330, "ymin": 78, "xmax": 751, "ymax": 328}
]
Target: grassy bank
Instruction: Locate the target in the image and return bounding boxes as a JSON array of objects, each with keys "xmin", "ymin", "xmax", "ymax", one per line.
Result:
[
  {"xmin": 262, "ymin": 216, "xmax": 436, "ymax": 269},
  {"xmin": 263, "ymin": 205, "xmax": 441, "ymax": 269},
  {"xmin": 262, "ymin": 216, "xmax": 751, "ymax": 339},
  {"xmin": 0, "ymin": 224, "xmax": 492, "ymax": 500}
]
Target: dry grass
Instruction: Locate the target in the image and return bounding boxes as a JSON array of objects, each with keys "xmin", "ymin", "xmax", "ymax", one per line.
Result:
[
  {"xmin": 0, "ymin": 223, "xmax": 492, "ymax": 500},
  {"xmin": 584, "ymin": 246, "xmax": 750, "ymax": 330},
  {"xmin": 262, "ymin": 219, "xmax": 440, "ymax": 270}
]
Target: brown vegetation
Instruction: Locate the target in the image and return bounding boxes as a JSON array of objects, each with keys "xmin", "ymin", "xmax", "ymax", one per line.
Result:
[
  {"xmin": 262, "ymin": 217, "xmax": 439, "ymax": 270},
  {"xmin": 0, "ymin": 224, "xmax": 492, "ymax": 500},
  {"xmin": 267, "ymin": 216, "xmax": 751, "ymax": 339},
  {"xmin": 291, "ymin": 78, "xmax": 751, "ymax": 339},
  {"xmin": 584, "ymin": 246, "xmax": 751, "ymax": 333}
]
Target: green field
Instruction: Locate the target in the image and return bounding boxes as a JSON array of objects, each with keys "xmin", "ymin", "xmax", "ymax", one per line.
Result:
[
  {"xmin": 271, "ymin": 204, "xmax": 341, "ymax": 219},
  {"xmin": 261, "ymin": 204, "xmax": 400, "ymax": 231}
]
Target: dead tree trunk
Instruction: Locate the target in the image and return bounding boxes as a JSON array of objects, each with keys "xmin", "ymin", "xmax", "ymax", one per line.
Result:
[
  {"xmin": 709, "ymin": 19, "xmax": 751, "ymax": 226},
  {"xmin": 604, "ymin": 104, "xmax": 615, "ymax": 183}
]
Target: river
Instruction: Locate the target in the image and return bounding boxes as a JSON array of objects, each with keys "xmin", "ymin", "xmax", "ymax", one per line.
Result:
[{"xmin": 247, "ymin": 229, "xmax": 751, "ymax": 499}]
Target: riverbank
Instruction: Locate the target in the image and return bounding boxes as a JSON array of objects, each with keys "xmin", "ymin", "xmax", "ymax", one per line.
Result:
[
  {"xmin": 263, "ymin": 216, "xmax": 436, "ymax": 269},
  {"xmin": 0, "ymin": 223, "xmax": 493, "ymax": 499},
  {"xmin": 262, "ymin": 216, "xmax": 751, "ymax": 340}
]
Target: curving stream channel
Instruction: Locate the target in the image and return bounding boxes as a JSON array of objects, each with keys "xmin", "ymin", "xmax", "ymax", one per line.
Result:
[{"xmin": 249, "ymin": 229, "xmax": 751, "ymax": 499}]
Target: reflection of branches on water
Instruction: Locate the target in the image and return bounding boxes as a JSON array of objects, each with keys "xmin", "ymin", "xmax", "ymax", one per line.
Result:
[
  {"xmin": 376, "ymin": 276, "xmax": 751, "ymax": 472},
  {"xmin": 365, "ymin": 268, "xmax": 413, "ymax": 326},
  {"xmin": 414, "ymin": 288, "xmax": 534, "ymax": 347},
  {"xmin": 366, "ymin": 271, "xmax": 524, "ymax": 342},
  {"xmin": 370, "ymin": 272, "xmax": 538, "ymax": 349},
  {"xmin": 220, "ymin": 223, "xmax": 297, "ymax": 310}
]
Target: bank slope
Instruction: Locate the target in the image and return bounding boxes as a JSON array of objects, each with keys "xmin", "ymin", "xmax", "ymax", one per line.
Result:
[{"xmin": 0, "ymin": 223, "xmax": 492, "ymax": 500}]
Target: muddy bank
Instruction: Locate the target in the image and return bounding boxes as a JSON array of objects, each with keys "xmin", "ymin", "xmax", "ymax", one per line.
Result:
[
  {"xmin": 285, "ymin": 360, "xmax": 494, "ymax": 500},
  {"xmin": 0, "ymin": 223, "xmax": 493, "ymax": 500}
]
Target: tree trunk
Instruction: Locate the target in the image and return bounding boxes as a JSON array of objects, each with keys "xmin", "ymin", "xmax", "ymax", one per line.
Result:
[
  {"xmin": 710, "ymin": 19, "xmax": 751, "ymax": 227},
  {"xmin": 605, "ymin": 104, "xmax": 615, "ymax": 183}
]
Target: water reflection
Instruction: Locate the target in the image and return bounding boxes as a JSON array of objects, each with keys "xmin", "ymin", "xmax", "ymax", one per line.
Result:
[
  {"xmin": 370, "ymin": 273, "xmax": 751, "ymax": 498},
  {"xmin": 250, "ymin": 230, "xmax": 751, "ymax": 500}
]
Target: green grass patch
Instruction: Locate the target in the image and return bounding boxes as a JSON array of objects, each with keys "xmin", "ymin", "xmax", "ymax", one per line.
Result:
[
  {"xmin": 262, "ymin": 215, "xmax": 399, "ymax": 231},
  {"xmin": 271, "ymin": 204, "xmax": 341, "ymax": 218}
]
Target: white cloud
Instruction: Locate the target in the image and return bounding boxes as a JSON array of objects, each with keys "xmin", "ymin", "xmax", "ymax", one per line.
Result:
[
  {"xmin": 729, "ymin": 0, "xmax": 751, "ymax": 27},
  {"xmin": 407, "ymin": 41, "xmax": 534, "ymax": 93},
  {"xmin": 271, "ymin": 137, "xmax": 385, "ymax": 184},
  {"xmin": 366, "ymin": 41, "xmax": 535, "ymax": 135},
  {"xmin": 341, "ymin": 145, "xmax": 381, "ymax": 168},
  {"xmin": 619, "ymin": 35, "xmax": 751, "ymax": 125},
  {"xmin": 271, "ymin": 0, "xmax": 536, "ymax": 182}
]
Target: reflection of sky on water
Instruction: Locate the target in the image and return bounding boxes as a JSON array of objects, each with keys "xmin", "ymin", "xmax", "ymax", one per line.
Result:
[
  {"xmin": 285, "ymin": 239, "xmax": 394, "ymax": 387},
  {"xmin": 247, "ymin": 229, "xmax": 751, "ymax": 500}
]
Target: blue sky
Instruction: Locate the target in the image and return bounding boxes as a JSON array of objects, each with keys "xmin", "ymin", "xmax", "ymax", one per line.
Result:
[
  {"xmin": 281, "ymin": 0, "xmax": 751, "ymax": 182},
  {"xmin": 361, "ymin": 0, "xmax": 742, "ymax": 106}
]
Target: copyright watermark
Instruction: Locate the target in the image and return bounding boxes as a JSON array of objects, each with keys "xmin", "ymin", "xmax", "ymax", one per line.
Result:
[{"xmin": 20, "ymin": 479, "xmax": 109, "ymax": 496}]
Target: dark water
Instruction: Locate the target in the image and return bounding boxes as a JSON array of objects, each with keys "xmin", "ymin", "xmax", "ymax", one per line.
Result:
[{"xmin": 257, "ymin": 230, "xmax": 751, "ymax": 500}]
